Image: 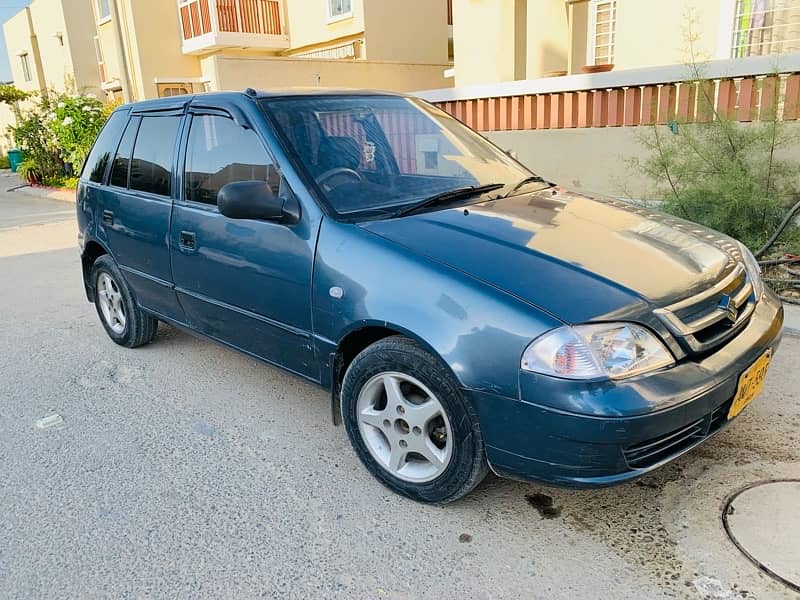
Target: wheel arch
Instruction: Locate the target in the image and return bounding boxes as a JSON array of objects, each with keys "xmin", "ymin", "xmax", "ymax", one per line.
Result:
[
  {"xmin": 328, "ymin": 320, "xmax": 458, "ymax": 426},
  {"xmin": 81, "ymin": 239, "xmax": 110, "ymax": 302}
]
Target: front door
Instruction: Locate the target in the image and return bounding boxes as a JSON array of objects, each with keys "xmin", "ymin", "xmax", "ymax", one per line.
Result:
[{"xmin": 170, "ymin": 111, "xmax": 318, "ymax": 379}]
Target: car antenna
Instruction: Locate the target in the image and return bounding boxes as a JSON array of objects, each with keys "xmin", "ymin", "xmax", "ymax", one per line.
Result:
[{"xmin": 244, "ymin": 88, "xmax": 257, "ymax": 97}]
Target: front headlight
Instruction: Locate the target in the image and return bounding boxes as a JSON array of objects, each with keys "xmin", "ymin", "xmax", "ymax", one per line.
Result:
[
  {"xmin": 737, "ymin": 242, "xmax": 764, "ymax": 300},
  {"xmin": 521, "ymin": 323, "xmax": 675, "ymax": 380}
]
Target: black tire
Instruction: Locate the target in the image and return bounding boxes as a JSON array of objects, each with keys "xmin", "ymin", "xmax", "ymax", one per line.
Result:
[
  {"xmin": 341, "ymin": 336, "xmax": 488, "ymax": 504},
  {"xmin": 91, "ymin": 255, "xmax": 158, "ymax": 348}
]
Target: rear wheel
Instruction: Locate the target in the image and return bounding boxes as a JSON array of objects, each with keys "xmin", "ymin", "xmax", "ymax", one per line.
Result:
[
  {"xmin": 341, "ymin": 336, "xmax": 488, "ymax": 504},
  {"xmin": 91, "ymin": 255, "xmax": 158, "ymax": 348}
]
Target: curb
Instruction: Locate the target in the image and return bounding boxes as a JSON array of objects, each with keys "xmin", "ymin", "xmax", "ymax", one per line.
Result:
[
  {"xmin": 7, "ymin": 184, "xmax": 75, "ymax": 203},
  {"xmin": 783, "ymin": 303, "xmax": 800, "ymax": 337}
]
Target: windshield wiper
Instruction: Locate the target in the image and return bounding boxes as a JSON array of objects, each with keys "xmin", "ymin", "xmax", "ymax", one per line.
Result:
[
  {"xmin": 394, "ymin": 183, "xmax": 505, "ymax": 217},
  {"xmin": 501, "ymin": 175, "xmax": 553, "ymax": 198}
]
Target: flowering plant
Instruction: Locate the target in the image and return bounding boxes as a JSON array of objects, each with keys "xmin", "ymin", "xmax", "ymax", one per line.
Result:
[
  {"xmin": 10, "ymin": 90, "xmax": 108, "ymax": 187},
  {"xmin": 46, "ymin": 93, "xmax": 105, "ymax": 168}
]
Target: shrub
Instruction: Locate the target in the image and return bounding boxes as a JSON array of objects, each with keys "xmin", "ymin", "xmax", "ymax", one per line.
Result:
[
  {"xmin": 10, "ymin": 105, "xmax": 63, "ymax": 182},
  {"xmin": 45, "ymin": 93, "xmax": 105, "ymax": 168},
  {"xmin": 0, "ymin": 83, "xmax": 31, "ymax": 105},
  {"xmin": 631, "ymin": 76, "xmax": 799, "ymax": 254}
]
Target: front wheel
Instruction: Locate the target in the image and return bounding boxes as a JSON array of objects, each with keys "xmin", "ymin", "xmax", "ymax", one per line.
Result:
[{"xmin": 341, "ymin": 336, "xmax": 488, "ymax": 504}]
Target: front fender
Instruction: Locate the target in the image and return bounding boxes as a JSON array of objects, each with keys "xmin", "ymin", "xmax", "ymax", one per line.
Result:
[{"xmin": 312, "ymin": 219, "xmax": 562, "ymax": 399}]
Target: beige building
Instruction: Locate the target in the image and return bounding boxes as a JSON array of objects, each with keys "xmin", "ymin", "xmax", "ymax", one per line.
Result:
[
  {"xmin": 0, "ymin": 0, "xmax": 454, "ymax": 150},
  {"xmin": 3, "ymin": 0, "xmax": 101, "ymax": 97},
  {"xmin": 90, "ymin": 0, "xmax": 452, "ymax": 101},
  {"xmin": 2, "ymin": 0, "xmax": 453, "ymax": 105},
  {"xmin": 0, "ymin": 0, "xmax": 103, "ymax": 152},
  {"xmin": 451, "ymin": 0, "xmax": 800, "ymax": 86}
]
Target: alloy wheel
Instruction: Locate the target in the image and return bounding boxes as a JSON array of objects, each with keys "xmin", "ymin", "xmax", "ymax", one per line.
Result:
[
  {"xmin": 356, "ymin": 372, "xmax": 453, "ymax": 483},
  {"xmin": 97, "ymin": 272, "xmax": 126, "ymax": 334}
]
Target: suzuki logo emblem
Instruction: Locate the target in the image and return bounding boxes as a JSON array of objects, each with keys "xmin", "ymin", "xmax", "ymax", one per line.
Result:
[{"xmin": 718, "ymin": 294, "xmax": 739, "ymax": 323}]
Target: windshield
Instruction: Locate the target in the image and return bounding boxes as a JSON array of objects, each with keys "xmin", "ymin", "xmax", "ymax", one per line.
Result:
[{"xmin": 262, "ymin": 95, "xmax": 536, "ymax": 219}]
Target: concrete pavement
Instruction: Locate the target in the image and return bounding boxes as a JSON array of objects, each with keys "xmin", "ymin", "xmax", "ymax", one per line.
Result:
[{"xmin": 1, "ymin": 192, "xmax": 798, "ymax": 599}]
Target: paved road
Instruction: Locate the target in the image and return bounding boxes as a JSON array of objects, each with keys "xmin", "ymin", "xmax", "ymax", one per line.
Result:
[
  {"xmin": 0, "ymin": 173, "xmax": 74, "ymax": 230},
  {"xmin": 1, "ymin": 191, "xmax": 799, "ymax": 599}
]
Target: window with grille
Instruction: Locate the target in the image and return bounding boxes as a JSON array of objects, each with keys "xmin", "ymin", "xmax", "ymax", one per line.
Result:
[
  {"xmin": 588, "ymin": 0, "xmax": 617, "ymax": 66},
  {"xmin": 731, "ymin": 0, "xmax": 800, "ymax": 57},
  {"xmin": 97, "ymin": 0, "xmax": 110, "ymax": 20},
  {"xmin": 328, "ymin": 0, "xmax": 352, "ymax": 21},
  {"xmin": 158, "ymin": 84, "xmax": 192, "ymax": 98},
  {"xmin": 20, "ymin": 53, "xmax": 31, "ymax": 82}
]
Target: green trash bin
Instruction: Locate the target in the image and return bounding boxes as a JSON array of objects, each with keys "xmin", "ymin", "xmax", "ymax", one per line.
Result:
[{"xmin": 7, "ymin": 148, "xmax": 23, "ymax": 172}]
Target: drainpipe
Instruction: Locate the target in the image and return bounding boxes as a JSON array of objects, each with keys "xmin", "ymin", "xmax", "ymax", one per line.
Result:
[
  {"xmin": 25, "ymin": 7, "xmax": 48, "ymax": 98},
  {"xmin": 108, "ymin": 0, "xmax": 133, "ymax": 102}
]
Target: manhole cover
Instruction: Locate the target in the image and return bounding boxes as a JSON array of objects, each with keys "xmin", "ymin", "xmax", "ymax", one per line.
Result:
[{"xmin": 723, "ymin": 479, "xmax": 800, "ymax": 592}]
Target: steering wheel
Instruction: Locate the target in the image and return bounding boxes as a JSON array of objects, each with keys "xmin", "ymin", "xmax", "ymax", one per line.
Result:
[{"xmin": 316, "ymin": 167, "xmax": 363, "ymax": 192}]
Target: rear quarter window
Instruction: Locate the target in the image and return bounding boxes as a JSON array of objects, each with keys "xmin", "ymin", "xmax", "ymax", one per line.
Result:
[{"xmin": 80, "ymin": 110, "xmax": 129, "ymax": 184}]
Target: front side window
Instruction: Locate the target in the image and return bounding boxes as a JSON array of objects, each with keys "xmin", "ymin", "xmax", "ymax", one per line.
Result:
[
  {"xmin": 80, "ymin": 110, "xmax": 129, "ymax": 183},
  {"xmin": 732, "ymin": 0, "xmax": 800, "ymax": 57},
  {"xmin": 328, "ymin": 0, "xmax": 352, "ymax": 20},
  {"xmin": 20, "ymin": 53, "xmax": 32, "ymax": 82},
  {"xmin": 589, "ymin": 0, "xmax": 616, "ymax": 66},
  {"xmin": 184, "ymin": 114, "xmax": 280, "ymax": 206},
  {"xmin": 263, "ymin": 95, "xmax": 535, "ymax": 219},
  {"xmin": 129, "ymin": 116, "xmax": 181, "ymax": 197}
]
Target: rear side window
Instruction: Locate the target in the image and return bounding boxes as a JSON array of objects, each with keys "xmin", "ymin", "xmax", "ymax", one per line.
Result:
[
  {"xmin": 80, "ymin": 110, "xmax": 128, "ymax": 183},
  {"xmin": 109, "ymin": 116, "xmax": 140, "ymax": 189},
  {"xmin": 184, "ymin": 114, "xmax": 279, "ymax": 205},
  {"xmin": 129, "ymin": 116, "xmax": 181, "ymax": 197}
]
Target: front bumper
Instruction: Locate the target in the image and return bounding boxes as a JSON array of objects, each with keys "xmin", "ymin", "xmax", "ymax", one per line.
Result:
[{"xmin": 468, "ymin": 291, "xmax": 784, "ymax": 487}]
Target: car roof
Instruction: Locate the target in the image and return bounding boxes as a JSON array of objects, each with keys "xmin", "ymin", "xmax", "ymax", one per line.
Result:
[{"xmin": 118, "ymin": 88, "xmax": 409, "ymax": 113}]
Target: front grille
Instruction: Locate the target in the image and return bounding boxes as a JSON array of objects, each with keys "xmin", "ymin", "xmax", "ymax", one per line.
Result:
[
  {"xmin": 623, "ymin": 398, "xmax": 734, "ymax": 469},
  {"xmin": 654, "ymin": 263, "xmax": 755, "ymax": 354}
]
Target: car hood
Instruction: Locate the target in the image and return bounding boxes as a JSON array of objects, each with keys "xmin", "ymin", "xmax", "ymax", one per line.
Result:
[{"xmin": 359, "ymin": 188, "xmax": 740, "ymax": 323}]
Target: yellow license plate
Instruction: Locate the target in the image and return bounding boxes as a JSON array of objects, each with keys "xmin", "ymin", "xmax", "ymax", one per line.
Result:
[{"xmin": 728, "ymin": 349, "xmax": 772, "ymax": 420}]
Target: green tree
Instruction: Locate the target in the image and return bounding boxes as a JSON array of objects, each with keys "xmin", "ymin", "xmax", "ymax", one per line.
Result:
[{"xmin": 0, "ymin": 83, "xmax": 30, "ymax": 106}]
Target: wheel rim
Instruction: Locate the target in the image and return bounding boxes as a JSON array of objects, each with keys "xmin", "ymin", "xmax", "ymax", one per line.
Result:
[
  {"xmin": 97, "ymin": 272, "xmax": 126, "ymax": 334},
  {"xmin": 356, "ymin": 372, "xmax": 453, "ymax": 483}
]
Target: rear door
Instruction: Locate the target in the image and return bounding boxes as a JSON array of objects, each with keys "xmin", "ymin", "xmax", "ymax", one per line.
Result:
[
  {"xmin": 169, "ymin": 106, "xmax": 318, "ymax": 379},
  {"xmin": 96, "ymin": 108, "xmax": 185, "ymax": 321}
]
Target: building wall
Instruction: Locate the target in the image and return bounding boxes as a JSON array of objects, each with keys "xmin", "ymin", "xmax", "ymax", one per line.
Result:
[
  {"xmin": 450, "ymin": 0, "xmax": 734, "ymax": 86},
  {"xmin": 95, "ymin": 0, "xmax": 201, "ymax": 101},
  {"xmin": 612, "ymin": 0, "xmax": 724, "ymax": 70},
  {"xmin": 0, "ymin": 103, "xmax": 17, "ymax": 154},
  {"xmin": 451, "ymin": 0, "xmax": 519, "ymax": 86},
  {"xmin": 363, "ymin": 0, "xmax": 449, "ymax": 64},
  {"xmin": 60, "ymin": 0, "xmax": 103, "ymax": 95},
  {"xmin": 525, "ymin": 0, "xmax": 569, "ymax": 78},
  {"xmin": 119, "ymin": 0, "xmax": 202, "ymax": 100},
  {"xmin": 486, "ymin": 122, "xmax": 800, "ymax": 199},
  {"xmin": 3, "ymin": 0, "xmax": 100, "ymax": 95},
  {"xmin": 202, "ymin": 54, "xmax": 452, "ymax": 93},
  {"xmin": 3, "ymin": 9, "xmax": 40, "ymax": 95},
  {"xmin": 285, "ymin": 0, "xmax": 366, "ymax": 54}
]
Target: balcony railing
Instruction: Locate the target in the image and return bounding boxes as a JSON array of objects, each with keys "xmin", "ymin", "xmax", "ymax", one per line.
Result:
[{"xmin": 179, "ymin": 0, "xmax": 288, "ymax": 54}]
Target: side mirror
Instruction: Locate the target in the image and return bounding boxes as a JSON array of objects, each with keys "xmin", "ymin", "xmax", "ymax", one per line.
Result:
[{"xmin": 217, "ymin": 181, "xmax": 284, "ymax": 221}]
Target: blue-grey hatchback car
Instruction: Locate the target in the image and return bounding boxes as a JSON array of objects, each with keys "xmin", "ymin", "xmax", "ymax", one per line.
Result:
[{"xmin": 77, "ymin": 90, "xmax": 783, "ymax": 503}]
